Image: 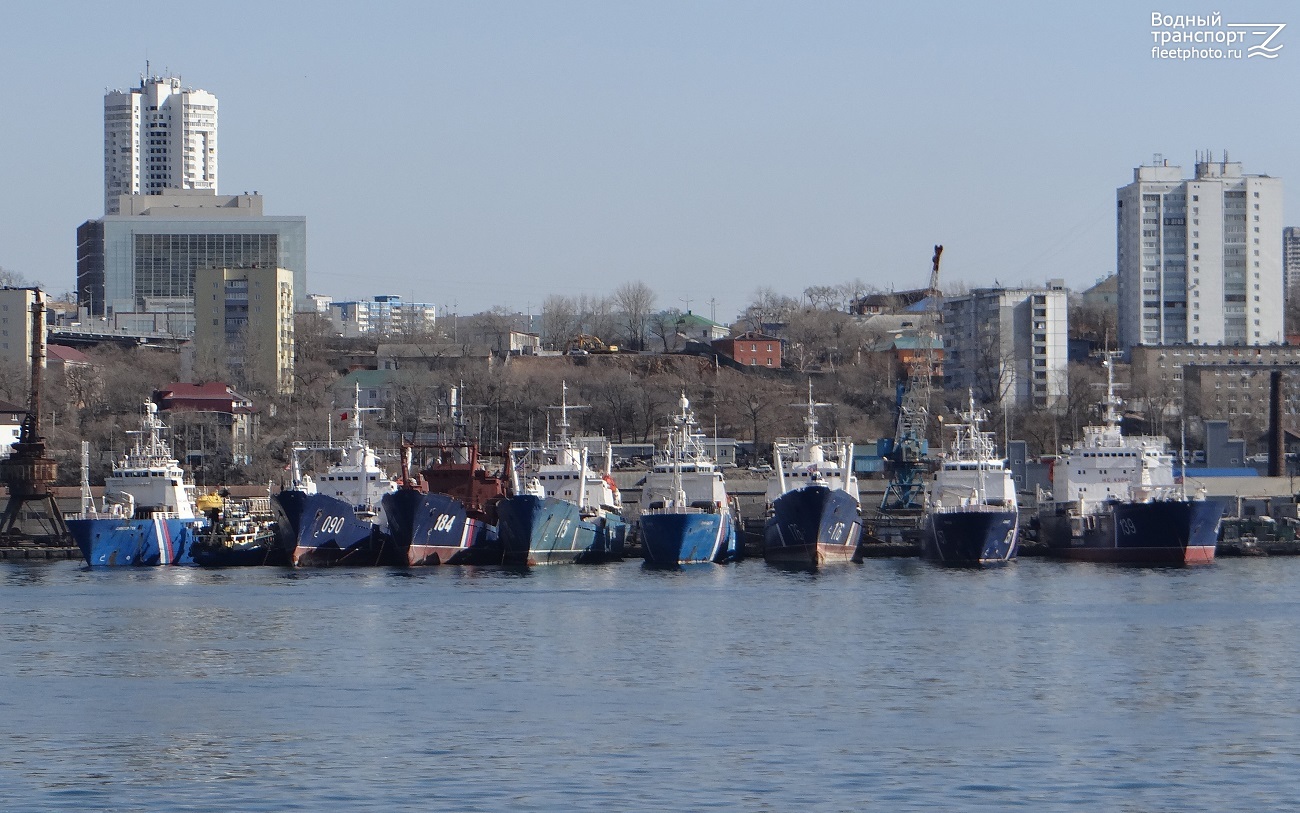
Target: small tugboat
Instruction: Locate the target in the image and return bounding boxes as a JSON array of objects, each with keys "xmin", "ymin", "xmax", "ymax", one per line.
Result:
[
  {"xmin": 380, "ymin": 386, "xmax": 507, "ymax": 565},
  {"xmin": 273, "ymin": 386, "xmax": 398, "ymax": 566},
  {"xmin": 762, "ymin": 383, "xmax": 862, "ymax": 568},
  {"xmin": 68, "ymin": 402, "xmax": 206, "ymax": 566},
  {"xmin": 639, "ymin": 393, "xmax": 740, "ymax": 566},
  {"xmin": 1036, "ymin": 355, "xmax": 1226, "ymax": 565},
  {"xmin": 920, "ymin": 391, "xmax": 1018, "ymax": 567},
  {"xmin": 497, "ymin": 382, "xmax": 627, "ymax": 565},
  {"xmin": 190, "ymin": 491, "xmax": 285, "ymax": 567}
]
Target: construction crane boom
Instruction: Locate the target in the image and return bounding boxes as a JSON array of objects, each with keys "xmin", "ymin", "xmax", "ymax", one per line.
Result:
[
  {"xmin": 928, "ymin": 244, "xmax": 943, "ymax": 296},
  {"xmin": 879, "ymin": 245, "xmax": 943, "ymax": 512}
]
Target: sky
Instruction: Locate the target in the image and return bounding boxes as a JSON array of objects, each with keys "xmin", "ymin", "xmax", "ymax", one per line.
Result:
[{"xmin": 0, "ymin": 0, "xmax": 1296, "ymax": 324}]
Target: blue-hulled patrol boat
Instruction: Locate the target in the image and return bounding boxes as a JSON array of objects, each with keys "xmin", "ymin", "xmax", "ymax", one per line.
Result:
[
  {"xmin": 639, "ymin": 393, "xmax": 739, "ymax": 566},
  {"xmin": 1036, "ymin": 355, "xmax": 1225, "ymax": 564},
  {"xmin": 273, "ymin": 386, "xmax": 398, "ymax": 566},
  {"xmin": 920, "ymin": 391, "xmax": 1019, "ymax": 566},
  {"xmin": 497, "ymin": 382, "xmax": 627, "ymax": 565},
  {"xmin": 762, "ymin": 383, "xmax": 862, "ymax": 568}
]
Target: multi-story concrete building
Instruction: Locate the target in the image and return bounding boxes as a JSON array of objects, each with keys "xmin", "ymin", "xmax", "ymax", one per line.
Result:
[
  {"xmin": 1117, "ymin": 154, "xmax": 1283, "ymax": 354},
  {"xmin": 1183, "ymin": 363, "xmax": 1298, "ymax": 438},
  {"xmin": 330, "ymin": 295, "xmax": 437, "ymax": 337},
  {"xmin": 76, "ymin": 192, "xmax": 306, "ymax": 332},
  {"xmin": 942, "ymin": 282, "xmax": 1068, "ymax": 409},
  {"xmin": 0, "ymin": 287, "xmax": 45, "ymax": 381},
  {"xmin": 104, "ymin": 74, "xmax": 217, "ymax": 214},
  {"xmin": 193, "ymin": 266, "xmax": 295, "ymax": 395},
  {"xmin": 1129, "ymin": 344, "xmax": 1300, "ymax": 429},
  {"xmin": 1284, "ymin": 226, "xmax": 1300, "ymax": 303}
]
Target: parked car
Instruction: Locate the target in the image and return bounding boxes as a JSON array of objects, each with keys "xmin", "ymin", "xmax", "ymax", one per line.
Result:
[{"xmin": 749, "ymin": 463, "xmax": 773, "ymax": 474}]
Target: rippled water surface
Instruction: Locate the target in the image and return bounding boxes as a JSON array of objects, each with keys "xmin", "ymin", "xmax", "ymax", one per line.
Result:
[{"xmin": 2, "ymin": 558, "xmax": 1299, "ymax": 812}]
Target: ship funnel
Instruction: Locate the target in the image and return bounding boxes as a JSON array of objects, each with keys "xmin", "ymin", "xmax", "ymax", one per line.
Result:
[{"xmin": 1269, "ymin": 370, "xmax": 1285, "ymax": 477}]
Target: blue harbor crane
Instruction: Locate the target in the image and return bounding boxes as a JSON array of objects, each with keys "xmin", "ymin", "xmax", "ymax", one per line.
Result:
[{"xmin": 879, "ymin": 245, "xmax": 943, "ymax": 512}]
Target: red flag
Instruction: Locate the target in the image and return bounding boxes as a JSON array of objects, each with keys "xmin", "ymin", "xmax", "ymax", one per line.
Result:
[{"xmin": 339, "ymin": 412, "xmax": 349, "ymax": 421}]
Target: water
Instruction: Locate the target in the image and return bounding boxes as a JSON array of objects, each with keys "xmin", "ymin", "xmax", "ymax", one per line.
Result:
[{"xmin": 2, "ymin": 558, "xmax": 1300, "ymax": 812}]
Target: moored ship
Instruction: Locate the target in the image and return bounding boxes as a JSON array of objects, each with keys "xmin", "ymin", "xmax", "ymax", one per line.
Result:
[
  {"xmin": 274, "ymin": 387, "xmax": 398, "ymax": 566},
  {"xmin": 920, "ymin": 392, "xmax": 1018, "ymax": 566},
  {"xmin": 762, "ymin": 384, "xmax": 862, "ymax": 568},
  {"xmin": 497, "ymin": 382, "xmax": 627, "ymax": 565},
  {"xmin": 639, "ymin": 393, "xmax": 740, "ymax": 566},
  {"xmin": 190, "ymin": 492, "xmax": 286, "ymax": 567},
  {"xmin": 1036, "ymin": 356, "xmax": 1225, "ymax": 564},
  {"xmin": 381, "ymin": 387, "xmax": 507, "ymax": 565},
  {"xmin": 68, "ymin": 402, "xmax": 205, "ymax": 567}
]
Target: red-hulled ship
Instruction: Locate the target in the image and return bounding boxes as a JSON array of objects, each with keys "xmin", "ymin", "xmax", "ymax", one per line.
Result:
[{"xmin": 381, "ymin": 387, "xmax": 507, "ymax": 566}]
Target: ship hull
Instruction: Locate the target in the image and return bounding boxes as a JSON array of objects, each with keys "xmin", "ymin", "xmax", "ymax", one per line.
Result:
[
  {"xmin": 274, "ymin": 491, "xmax": 389, "ymax": 567},
  {"xmin": 69, "ymin": 517, "xmax": 205, "ymax": 567},
  {"xmin": 1039, "ymin": 499, "xmax": 1225, "ymax": 565},
  {"xmin": 763, "ymin": 485, "xmax": 862, "ymax": 568},
  {"xmin": 190, "ymin": 536, "xmax": 287, "ymax": 567},
  {"xmin": 921, "ymin": 509, "xmax": 1019, "ymax": 567},
  {"xmin": 640, "ymin": 511, "xmax": 738, "ymax": 566},
  {"xmin": 382, "ymin": 489, "xmax": 503, "ymax": 566},
  {"xmin": 497, "ymin": 495, "xmax": 626, "ymax": 565}
]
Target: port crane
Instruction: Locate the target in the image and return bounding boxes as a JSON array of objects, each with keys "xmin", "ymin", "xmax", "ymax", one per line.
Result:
[{"xmin": 879, "ymin": 245, "xmax": 943, "ymax": 511}]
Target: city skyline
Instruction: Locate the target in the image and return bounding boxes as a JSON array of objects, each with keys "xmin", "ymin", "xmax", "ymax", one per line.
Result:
[{"xmin": 0, "ymin": 1, "xmax": 1296, "ymax": 324}]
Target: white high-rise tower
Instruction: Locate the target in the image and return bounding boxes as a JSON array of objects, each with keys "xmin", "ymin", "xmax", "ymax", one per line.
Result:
[
  {"xmin": 103, "ymin": 73, "xmax": 217, "ymax": 214},
  {"xmin": 1116, "ymin": 154, "xmax": 1283, "ymax": 354}
]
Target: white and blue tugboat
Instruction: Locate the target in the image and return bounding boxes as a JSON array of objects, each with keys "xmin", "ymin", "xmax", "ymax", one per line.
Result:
[
  {"xmin": 69, "ymin": 402, "xmax": 205, "ymax": 566},
  {"xmin": 762, "ymin": 383, "xmax": 862, "ymax": 568},
  {"xmin": 920, "ymin": 391, "xmax": 1019, "ymax": 567},
  {"xmin": 639, "ymin": 393, "xmax": 739, "ymax": 566},
  {"xmin": 273, "ymin": 386, "xmax": 398, "ymax": 566},
  {"xmin": 498, "ymin": 382, "xmax": 627, "ymax": 565}
]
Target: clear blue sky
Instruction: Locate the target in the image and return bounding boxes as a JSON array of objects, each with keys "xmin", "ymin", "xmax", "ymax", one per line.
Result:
[{"xmin": 0, "ymin": 1, "xmax": 1295, "ymax": 324}]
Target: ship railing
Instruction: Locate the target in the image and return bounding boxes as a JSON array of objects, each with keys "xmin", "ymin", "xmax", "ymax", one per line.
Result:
[
  {"xmin": 642, "ymin": 504, "xmax": 710, "ymax": 515},
  {"xmin": 931, "ymin": 502, "xmax": 1015, "ymax": 514},
  {"xmin": 294, "ymin": 440, "xmax": 401, "ymax": 458}
]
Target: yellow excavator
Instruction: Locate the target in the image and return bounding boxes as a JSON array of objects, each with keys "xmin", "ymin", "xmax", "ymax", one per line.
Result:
[{"xmin": 566, "ymin": 334, "xmax": 619, "ymax": 354}]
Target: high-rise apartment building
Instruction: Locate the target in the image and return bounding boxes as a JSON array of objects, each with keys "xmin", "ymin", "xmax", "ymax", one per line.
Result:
[
  {"xmin": 104, "ymin": 74, "xmax": 217, "ymax": 214},
  {"xmin": 1284, "ymin": 226, "xmax": 1300, "ymax": 303},
  {"xmin": 942, "ymin": 282, "xmax": 1069, "ymax": 409},
  {"xmin": 1116, "ymin": 154, "xmax": 1283, "ymax": 354},
  {"xmin": 193, "ymin": 266, "xmax": 295, "ymax": 395}
]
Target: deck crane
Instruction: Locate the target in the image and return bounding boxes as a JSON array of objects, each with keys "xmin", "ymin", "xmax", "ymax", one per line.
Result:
[{"xmin": 879, "ymin": 245, "xmax": 943, "ymax": 511}]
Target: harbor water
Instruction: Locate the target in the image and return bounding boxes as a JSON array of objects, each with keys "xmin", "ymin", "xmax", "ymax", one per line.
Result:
[{"xmin": 3, "ymin": 558, "xmax": 1299, "ymax": 812}]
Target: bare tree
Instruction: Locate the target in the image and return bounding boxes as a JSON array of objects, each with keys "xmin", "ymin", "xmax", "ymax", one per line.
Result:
[
  {"xmin": 541, "ymin": 295, "xmax": 581, "ymax": 350},
  {"xmin": 650, "ymin": 309, "xmax": 684, "ymax": 353},
  {"xmin": 803, "ymin": 285, "xmax": 839, "ymax": 310},
  {"xmin": 614, "ymin": 281, "xmax": 656, "ymax": 351},
  {"xmin": 584, "ymin": 295, "xmax": 619, "ymax": 344},
  {"xmin": 466, "ymin": 307, "xmax": 516, "ymax": 355},
  {"xmin": 741, "ymin": 287, "xmax": 799, "ymax": 333},
  {"xmin": 0, "ymin": 266, "xmax": 30, "ymax": 288}
]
